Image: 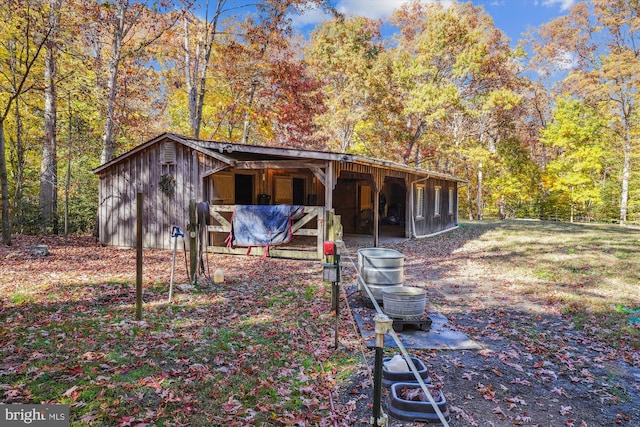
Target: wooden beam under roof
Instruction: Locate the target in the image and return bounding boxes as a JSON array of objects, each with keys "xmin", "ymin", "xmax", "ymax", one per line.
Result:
[{"xmin": 234, "ymin": 159, "xmax": 327, "ymax": 170}]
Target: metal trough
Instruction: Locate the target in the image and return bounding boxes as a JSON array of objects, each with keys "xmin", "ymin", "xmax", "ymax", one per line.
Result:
[
  {"xmin": 357, "ymin": 248, "xmax": 404, "ymax": 302},
  {"xmin": 382, "ymin": 286, "xmax": 427, "ymax": 319}
]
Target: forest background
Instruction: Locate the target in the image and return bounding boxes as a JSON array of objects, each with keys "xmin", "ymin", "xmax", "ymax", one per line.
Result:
[{"xmin": 0, "ymin": 0, "xmax": 638, "ymax": 245}]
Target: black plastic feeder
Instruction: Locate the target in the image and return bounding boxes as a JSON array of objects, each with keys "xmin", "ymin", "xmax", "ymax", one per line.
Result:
[
  {"xmin": 382, "ymin": 357, "xmax": 431, "ymax": 388},
  {"xmin": 387, "ymin": 382, "xmax": 450, "ymax": 424}
]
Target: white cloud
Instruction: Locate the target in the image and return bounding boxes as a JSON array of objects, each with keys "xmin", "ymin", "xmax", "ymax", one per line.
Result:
[
  {"xmin": 290, "ymin": 0, "xmax": 450, "ymax": 28},
  {"xmin": 555, "ymin": 51, "xmax": 578, "ymax": 70},
  {"xmin": 335, "ymin": 0, "xmax": 415, "ymax": 19},
  {"xmin": 289, "ymin": 5, "xmax": 332, "ymax": 27},
  {"xmin": 541, "ymin": 0, "xmax": 577, "ymax": 11}
]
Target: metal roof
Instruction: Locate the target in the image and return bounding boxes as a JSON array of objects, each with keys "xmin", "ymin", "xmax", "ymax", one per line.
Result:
[{"xmin": 93, "ymin": 132, "xmax": 466, "ymax": 183}]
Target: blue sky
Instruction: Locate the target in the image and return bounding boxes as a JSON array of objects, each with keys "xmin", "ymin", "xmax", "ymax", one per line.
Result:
[{"xmin": 291, "ymin": 0, "xmax": 578, "ymax": 46}]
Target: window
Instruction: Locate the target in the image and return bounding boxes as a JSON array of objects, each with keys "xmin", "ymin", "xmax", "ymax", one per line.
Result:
[
  {"xmin": 434, "ymin": 186, "xmax": 441, "ymax": 216},
  {"xmin": 416, "ymin": 185, "xmax": 425, "ymax": 218},
  {"xmin": 160, "ymin": 141, "xmax": 176, "ymax": 164},
  {"xmin": 274, "ymin": 176, "xmax": 293, "ymax": 204},
  {"xmin": 449, "ymin": 188, "xmax": 454, "ymax": 214}
]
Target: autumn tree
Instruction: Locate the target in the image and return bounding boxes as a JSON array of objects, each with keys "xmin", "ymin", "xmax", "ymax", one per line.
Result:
[
  {"xmin": 384, "ymin": 2, "xmax": 525, "ymax": 220},
  {"xmin": 264, "ymin": 44, "xmax": 326, "ymax": 148},
  {"xmin": 529, "ymin": 0, "xmax": 639, "ymax": 223},
  {"xmin": 541, "ymin": 98, "xmax": 608, "ymax": 222},
  {"xmin": 39, "ymin": 0, "xmax": 61, "ymax": 233},
  {"xmin": 180, "ymin": 0, "xmax": 228, "ymax": 139},
  {"xmin": 387, "ymin": 2, "xmax": 522, "ymax": 167},
  {"xmin": 0, "ymin": 0, "xmax": 51, "ymax": 244},
  {"xmin": 161, "ymin": 0, "xmax": 329, "ymax": 144},
  {"xmin": 56, "ymin": 28, "xmax": 104, "ymax": 235},
  {"xmin": 77, "ymin": 0, "xmax": 184, "ymax": 164},
  {"xmin": 305, "ymin": 15, "xmax": 382, "ymax": 153}
]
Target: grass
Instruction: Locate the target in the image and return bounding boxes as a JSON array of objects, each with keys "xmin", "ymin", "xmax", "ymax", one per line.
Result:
[
  {"xmin": 453, "ymin": 220, "xmax": 640, "ymax": 347},
  {"xmin": 1, "ymin": 222, "xmax": 638, "ymax": 425},
  {"xmin": 0, "ymin": 255, "xmax": 361, "ymax": 426}
]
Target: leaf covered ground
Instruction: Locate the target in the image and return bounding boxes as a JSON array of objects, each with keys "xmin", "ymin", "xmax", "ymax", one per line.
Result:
[
  {"xmin": 339, "ymin": 221, "xmax": 640, "ymax": 426},
  {"xmin": 1, "ymin": 220, "xmax": 639, "ymax": 426}
]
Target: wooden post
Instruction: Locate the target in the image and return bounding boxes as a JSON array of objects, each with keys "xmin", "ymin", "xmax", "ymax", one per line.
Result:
[
  {"xmin": 373, "ymin": 188, "xmax": 380, "ymax": 247},
  {"xmin": 325, "ymin": 161, "xmax": 333, "ymax": 212},
  {"xmin": 189, "ymin": 199, "xmax": 198, "ymax": 285},
  {"xmin": 327, "ymin": 210, "xmax": 336, "ymax": 311},
  {"xmin": 136, "ymin": 193, "xmax": 143, "ymax": 320},
  {"xmin": 327, "ymin": 209, "xmax": 335, "ymax": 242},
  {"xmin": 334, "ymin": 253, "xmax": 340, "ymax": 349},
  {"xmin": 477, "ymin": 162, "xmax": 483, "ymax": 220}
]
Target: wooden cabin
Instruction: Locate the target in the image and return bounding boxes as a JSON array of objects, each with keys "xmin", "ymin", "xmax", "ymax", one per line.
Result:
[{"xmin": 93, "ymin": 133, "xmax": 465, "ymax": 259}]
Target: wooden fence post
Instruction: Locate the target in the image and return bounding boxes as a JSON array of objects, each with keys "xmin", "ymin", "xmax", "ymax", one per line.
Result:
[
  {"xmin": 189, "ymin": 199, "xmax": 198, "ymax": 285},
  {"xmin": 136, "ymin": 193, "xmax": 143, "ymax": 320}
]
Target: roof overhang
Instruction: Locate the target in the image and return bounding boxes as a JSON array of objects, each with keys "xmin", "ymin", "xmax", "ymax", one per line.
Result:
[
  {"xmin": 92, "ymin": 133, "xmax": 235, "ymax": 174},
  {"xmin": 92, "ymin": 132, "xmax": 467, "ymax": 184}
]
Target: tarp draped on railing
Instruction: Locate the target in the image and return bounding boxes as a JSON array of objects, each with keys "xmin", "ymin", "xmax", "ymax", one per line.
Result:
[
  {"xmin": 208, "ymin": 205, "xmax": 324, "ymax": 260},
  {"xmin": 226, "ymin": 205, "xmax": 305, "ymax": 253}
]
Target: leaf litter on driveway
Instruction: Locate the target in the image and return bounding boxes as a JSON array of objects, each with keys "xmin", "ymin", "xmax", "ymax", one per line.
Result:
[{"xmin": 2, "ymin": 221, "xmax": 639, "ymax": 426}]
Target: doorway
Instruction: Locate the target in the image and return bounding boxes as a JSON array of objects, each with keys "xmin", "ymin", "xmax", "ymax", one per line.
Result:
[
  {"xmin": 381, "ymin": 178, "xmax": 407, "ymax": 237},
  {"xmin": 293, "ymin": 178, "xmax": 305, "ymax": 205},
  {"xmin": 235, "ymin": 174, "xmax": 254, "ymax": 204}
]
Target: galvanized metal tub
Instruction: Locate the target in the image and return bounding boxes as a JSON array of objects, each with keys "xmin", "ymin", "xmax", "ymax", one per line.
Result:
[
  {"xmin": 382, "ymin": 286, "xmax": 427, "ymax": 319},
  {"xmin": 358, "ymin": 248, "xmax": 404, "ymax": 284},
  {"xmin": 357, "ymin": 248, "xmax": 405, "ymax": 302}
]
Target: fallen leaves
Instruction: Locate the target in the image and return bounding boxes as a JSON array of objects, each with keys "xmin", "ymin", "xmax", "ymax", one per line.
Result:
[
  {"xmin": 476, "ymin": 382, "xmax": 498, "ymax": 402},
  {"xmin": 560, "ymin": 405, "xmax": 573, "ymax": 415},
  {"xmin": 390, "ymin": 222, "xmax": 640, "ymax": 426},
  {"xmin": 3, "ymin": 222, "xmax": 640, "ymax": 426},
  {"xmin": 0, "ymin": 235, "xmax": 360, "ymax": 425}
]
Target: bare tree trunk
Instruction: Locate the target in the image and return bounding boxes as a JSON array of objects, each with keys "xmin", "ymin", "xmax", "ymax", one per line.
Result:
[
  {"xmin": 241, "ymin": 79, "xmax": 258, "ymax": 144},
  {"xmin": 477, "ymin": 162, "xmax": 483, "ymax": 220},
  {"xmin": 0, "ymin": 17, "xmax": 51, "ymax": 245},
  {"xmin": 184, "ymin": 16, "xmax": 198, "ymax": 137},
  {"xmin": 0, "ymin": 121, "xmax": 10, "ymax": 244},
  {"xmin": 11, "ymin": 99, "xmax": 25, "ymax": 232},
  {"xmin": 40, "ymin": 0, "xmax": 61, "ymax": 233},
  {"xmin": 64, "ymin": 92, "xmax": 72, "ymax": 237},
  {"xmin": 464, "ymin": 165, "xmax": 473, "ymax": 220},
  {"xmin": 620, "ymin": 133, "xmax": 630, "ymax": 224},
  {"xmin": 241, "ymin": 6, "xmax": 287, "ymax": 144},
  {"xmin": 467, "ymin": 186, "xmax": 473, "ymax": 220},
  {"xmin": 100, "ymin": 2, "xmax": 125, "ymax": 165},
  {"xmin": 190, "ymin": 1, "xmax": 225, "ymax": 139}
]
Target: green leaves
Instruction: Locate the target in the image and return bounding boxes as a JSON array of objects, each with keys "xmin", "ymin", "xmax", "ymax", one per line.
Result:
[
  {"xmin": 305, "ymin": 16, "xmax": 382, "ymax": 152},
  {"xmin": 541, "ymin": 98, "xmax": 608, "ymax": 216}
]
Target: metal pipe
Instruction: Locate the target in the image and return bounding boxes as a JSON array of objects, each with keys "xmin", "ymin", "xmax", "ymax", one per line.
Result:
[
  {"xmin": 169, "ymin": 234, "xmax": 178, "ymax": 303},
  {"xmin": 371, "ymin": 314, "xmax": 392, "ymax": 426},
  {"xmin": 345, "ymin": 248, "xmax": 449, "ymax": 427},
  {"xmin": 168, "ymin": 226, "xmax": 184, "ymax": 303},
  {"xmin": 372, "ymin": 346, "xmax": 384, "ymax": 425},
  {"xmin": 334, "ymin": 254, "xmax": 341, "ymax": 349}
]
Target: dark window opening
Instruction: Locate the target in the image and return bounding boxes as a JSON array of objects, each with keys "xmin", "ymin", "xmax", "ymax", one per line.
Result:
[
  {"xmin": 293, "ymin": 178, "xmax": 305, "ymax": 205},
  {"xmin": 235, "ymin": 174, "xmax": 254, "ymax": 204}
]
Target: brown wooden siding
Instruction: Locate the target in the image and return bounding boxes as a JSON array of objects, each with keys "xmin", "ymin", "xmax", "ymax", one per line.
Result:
[
  {"xmin": 97, "ymin": 136, "xmax": 461, "ymax": 250},
  {"xmin": 98, "ymin": 142, "xmax": 227, "ymax": 249},
  {"xmin": 412, "ymin": 178, "xmax": 458, "ymax": 236}
]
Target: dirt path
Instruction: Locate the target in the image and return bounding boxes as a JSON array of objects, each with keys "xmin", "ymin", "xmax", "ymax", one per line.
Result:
[
  {"xmin": 337, "ymin": 223, "xmax": 640, "ymax": 426},
  {"xmin": 1, "ymin": 222, "xmax": 638, "ymax": 426}
]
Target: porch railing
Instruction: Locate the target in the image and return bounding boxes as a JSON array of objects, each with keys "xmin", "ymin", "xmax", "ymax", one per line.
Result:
[{"xmin": 207, "ymin": 205, "xmax": 325, "ymax": 260}]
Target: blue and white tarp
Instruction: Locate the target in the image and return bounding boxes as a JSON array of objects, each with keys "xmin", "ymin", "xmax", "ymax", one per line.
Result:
[{"xmin": 227, "ymin": 205, "xmax": 305, "ymax": 249}]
